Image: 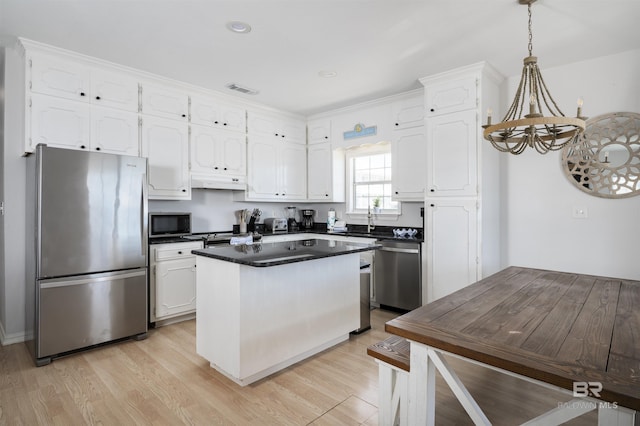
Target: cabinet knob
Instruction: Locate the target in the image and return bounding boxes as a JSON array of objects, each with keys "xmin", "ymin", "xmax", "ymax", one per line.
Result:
[
  {"xmin": 430, "ymin": 189, "xmax": 435, "ymax": 192},
  {"xmin": 325, "ymin": 194, "xmax": 329, "ymax": 197},
  {"xmin": 395, "ymin": 191, "xmax": 399, "ymax": 194},
  {"xmin": 181, "ymin": 114, "xmax": 186, "ymax": 118},
  {"xmin": 223, "ymin": 167, "xmax": 227, "ymax": 170},
  {"xmin": 430, "ymin": 203, "xmax": 435, "ymax": 207},
  {"xmin": 95, "ymin": 96, "xmax": 101, "ymax": 100},
  {"xmin": 430, "ymin": 108, "xmax": 435, "ymax": 112},
  {"xmin": 96, "ymin": 147, "xmax": 101, "ymax": 151},
  {"xmin": 79, "ymin": 92, "xmax": 85, "ymax": 97},
  {"xmin": 178, "ymin": 251, "xmax": 183, "ymax": 254},
  {"xmin": 182, "ymin": 189, "xmax": 186, "ymax": 192},
  {"xmin": 395, "ymin": 123, "xmax": 399, "ymax": 126},
  {"xmin": 223, "ymin": 122, "xmax": 227, "ymax": 126},
  {"xmin": 324, "ymin": 136, "xmax": 328, "ymax": 139},
  {"xmin": 214, "ymin": 120, "xmax": 219, "ymax": 124},
  {"xmin": 281, "ymin": 135, "xmax": 285, "ymax": 138},
  {"xmin": 80, "ymin": 145, "xmax": 86, "ymax": 149},
  {"xmin": 275, "ymin": 193, "xmax": 279, "ymax": 196},
  {"xmin": 214, "ymin": 166, "xmax": 219, "ymax": 170},
  {"xmin": 275, "ymin": 133, "xmax": 279, "ymax": 137}
]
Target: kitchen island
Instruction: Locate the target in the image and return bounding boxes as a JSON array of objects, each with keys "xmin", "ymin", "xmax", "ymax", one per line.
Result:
[{"xmin": 193, "ymin": 238, "xmax": 379, "ymax": 386}]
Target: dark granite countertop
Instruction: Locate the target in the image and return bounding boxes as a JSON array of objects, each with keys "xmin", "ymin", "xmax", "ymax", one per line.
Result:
[{"xmin": 192, "ymin": 238, "xmax": 380, "ymax": 267}]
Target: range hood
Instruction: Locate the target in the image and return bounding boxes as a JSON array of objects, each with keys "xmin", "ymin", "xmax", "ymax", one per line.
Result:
[{"xmin": 191, "ymin": 174, "xmax": 246, "ymax": 191}]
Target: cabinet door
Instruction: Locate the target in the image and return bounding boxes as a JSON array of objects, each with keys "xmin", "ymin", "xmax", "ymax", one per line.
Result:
[
  {"xmin": 91, "ymin": 69, "xmax": 139, "ymax": 112},
  {"xmin": 190, "ymin": 95, "xmax": 246, "ymax": 132},
  {"xmin": 247, "ymin": 137, "xmax": 279, "ymax": 198},
  {"xmin": 425, "ymin": 76, "xmax": 477, "ymax": 117},
  {"xmin": 425, "ymin": 199, "xmax": 478, "ymax": 302},
  {"xmin": 247, "ymin": 111, "xmax": 279, "ymax": 137},
  {"xmin": 307, "ymin": 119, "xmax": 331, "ymax": 144},
  {"xmin": 141, "ymin": 116, "xmax": 190, "ymax": 199},
  {"xmin": 220, "ymin": 131, "xmax": 247, "ymax": 175},
  {"xmin": 140, "ymin": 83, "xmax": 188, "ymax": 121},
  {"xmin": 30, "ymin": 53, "xmax": 90, "ymax": 102},
  {"xmin": 91, "ymin": 106, "xmax": 139, "ymax": 156},
  {"xmin": 191, "ymin": 125, "xmax": 246, "ymax": 176},
  {"xmin": 155, "ymin": 257, "xmax": 197, "ymax": 319},
  {"xmin": 281, "ymin": 117, "xmax": 307, "ymax": 144},
  {"xmin": 392, "ymin": 97, "xmax": 425, "ymax": 130},
  {"xmin": 426, "ymin": 110, "xmax": 477, "ymax": 197},
  {"xmin": 392, "ymin": 126, "xmax": 426, "ymax": 200},
  {"xmin": 307, "ymin": 143, "xmax": 332, "ymax": 200},
  {"xmin": 279, "ymin": 143, "xmax": 307, "ymax": 199},
  {"xmin": 29, "ymin": 94, "xmax": 91, "ymax": 151}
]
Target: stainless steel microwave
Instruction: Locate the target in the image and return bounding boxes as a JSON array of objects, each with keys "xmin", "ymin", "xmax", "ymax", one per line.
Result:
[{"xmin": 149, "ymin": 212, "xmax": 191, "ymax": 238}]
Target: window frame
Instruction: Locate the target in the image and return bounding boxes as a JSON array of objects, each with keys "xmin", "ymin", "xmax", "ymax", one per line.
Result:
[{"xmin": 344, "ymin": 143, "xmax": 401, "ymax": 217}]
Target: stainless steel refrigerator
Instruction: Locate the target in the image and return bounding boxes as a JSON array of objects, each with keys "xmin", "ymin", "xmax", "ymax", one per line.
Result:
[{"xmin": 26, "ymin": 145, "xmax": 148, "ymax": 366}]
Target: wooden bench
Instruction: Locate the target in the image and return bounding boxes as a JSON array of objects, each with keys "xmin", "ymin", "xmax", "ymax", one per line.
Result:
[{"xmin": 367, "ymin": 336, "xmax": 411, "ymax": 425}]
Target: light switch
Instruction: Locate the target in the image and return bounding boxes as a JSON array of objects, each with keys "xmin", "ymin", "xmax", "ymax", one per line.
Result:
[{"xmin": 572, "ymin": 206, "xmax": 588, "ymax": 219}]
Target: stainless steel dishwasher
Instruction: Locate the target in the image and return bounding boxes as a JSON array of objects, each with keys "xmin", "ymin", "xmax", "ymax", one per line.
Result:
[{"xmin": 374, "ymin": 239, "xmax": 421, "ymax": 311}]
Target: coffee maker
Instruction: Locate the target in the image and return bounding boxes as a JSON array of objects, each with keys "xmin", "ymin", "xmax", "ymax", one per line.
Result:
[
  {"xmin": 285, "ymin": 206, "xmax": 299, "ymax": 231},
  {"xmin": 301, "ymin": 209, "xmax": 314, "ymax": 230}
]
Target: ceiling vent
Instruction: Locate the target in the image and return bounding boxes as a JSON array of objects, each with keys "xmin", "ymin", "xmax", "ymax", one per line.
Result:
[{"xmin": 225, "ymin": 83, "xmax": 259, "ymax": 95}]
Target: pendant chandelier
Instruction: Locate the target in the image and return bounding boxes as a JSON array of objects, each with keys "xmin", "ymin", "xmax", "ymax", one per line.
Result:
[{"xmin": 483, "ymin": 0, "xmax": 586, "ymax": 155}]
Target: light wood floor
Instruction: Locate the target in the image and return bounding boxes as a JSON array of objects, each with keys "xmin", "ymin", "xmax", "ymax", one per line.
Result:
[{"xmin": 0, "ymin": 308, "xmax": 600, "ymax": 425}]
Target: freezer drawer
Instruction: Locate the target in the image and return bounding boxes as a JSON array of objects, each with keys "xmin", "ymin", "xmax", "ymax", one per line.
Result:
[{"xmin": 37, "ymin": 269, "xmax": 147, "ymax": 361}]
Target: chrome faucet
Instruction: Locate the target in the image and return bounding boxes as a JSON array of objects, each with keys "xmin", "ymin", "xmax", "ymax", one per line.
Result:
[{"xmin": 367, "ymin": 206, "xmax": 376, "ymax": 233}]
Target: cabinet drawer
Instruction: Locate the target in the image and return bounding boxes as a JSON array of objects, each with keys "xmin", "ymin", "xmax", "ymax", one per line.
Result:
[{"xmin": 153, "ymin": 242, "xmax": 202, "ymax": 261}]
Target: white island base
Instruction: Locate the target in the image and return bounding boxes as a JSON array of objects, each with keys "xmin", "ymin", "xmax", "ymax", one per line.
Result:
[{"xmin": 195, "ymin": 252, "xmax": 360, "ymax": 386}]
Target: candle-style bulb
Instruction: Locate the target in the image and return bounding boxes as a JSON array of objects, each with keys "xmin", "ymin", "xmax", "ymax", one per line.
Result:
[
  {"xmin": 577, "ymin": 97, "xmax": 584, "ymax": 118},
  {"xmin": 529, "ymin": 94, "xmax": 536, "ymax": 114},
  {"xmin": 486, "ymin": 108, "xmax": 492, "ymax": 125}
]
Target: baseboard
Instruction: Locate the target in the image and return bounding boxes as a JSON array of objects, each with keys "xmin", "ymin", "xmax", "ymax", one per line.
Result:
[{"xmin": 0, "ymin": 321, "xmax": 26, "ymax": 346}]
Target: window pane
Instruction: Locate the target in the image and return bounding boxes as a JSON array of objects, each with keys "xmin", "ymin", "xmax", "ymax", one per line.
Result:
[
  {"xmin": 370, "ymin": 154, "xmax": 385, "ymax": 169},
  {"xmin": 370, "ymin": 167, "xmax": 386, "ymax": 181},
  {"xmin": 354, "ymin": 156, "xmax": 369, "ymax": 170},
  {"xmin": 355, "ymin": 169, "xmax": 370, "ymax": 183}
]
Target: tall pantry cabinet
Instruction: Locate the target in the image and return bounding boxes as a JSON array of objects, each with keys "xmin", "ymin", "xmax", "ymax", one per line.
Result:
[{"xmin": 420, "ymin": 62, "xmax": 503, "ymax": 303}]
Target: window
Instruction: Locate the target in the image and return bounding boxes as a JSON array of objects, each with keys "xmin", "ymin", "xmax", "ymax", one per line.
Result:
[{"xmin": 346, "ymin": 144, "xmax": 400, "ymax": 214}]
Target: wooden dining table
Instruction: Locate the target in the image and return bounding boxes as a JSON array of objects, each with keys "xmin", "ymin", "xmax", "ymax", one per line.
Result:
[{"xmin": 385, "ymin": 266, "xmax": 640, "ymax": 425}]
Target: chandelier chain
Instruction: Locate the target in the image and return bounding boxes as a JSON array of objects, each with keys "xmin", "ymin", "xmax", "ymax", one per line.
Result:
[{"xmin": 527, "ymin": 2, "xmax": 533, "ymax": 56}]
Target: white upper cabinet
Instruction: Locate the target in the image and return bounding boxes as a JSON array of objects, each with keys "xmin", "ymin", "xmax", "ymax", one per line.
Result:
[
  {"xmin": 391, "ymin": 126, "xmax": 427, "ymax": 200},
  {"xmin": 140, "ymin": 83, "xmax": 189, "ymax": 122},
  {"xmin": 307, "ymin": 142, "xmax": 345, "ymax": 202},
  {"xmin": 245, "ymin": 136, "xmax": 306, "ymax": 200},
  {"xmin": 29, "ymin": 94, "xmax": 91, "ymax": 151},
  {"xmin": 190, "ymin": 94, "xmax": 246, "ymax": 133},
  {"xmin": 391, "ymin": 96, "xmax": 425, "ymax": 130},
  {"xmin": 30, "ymin": 53, "xmax": 139, "ymax": 112},
  {"xmin": 425, "ymin": 110, "xmax": 477, "ymax": 197},
  {"xmin": 90, "ymin": 106, "xmax": 139, "ymax": 156},
  {"xmin": 190, "ymin": 125, "xmax": 246, "ymax": 190},
  {"xmin": 90, "ymin": 69, "xmax": 139, "ymax": 112},
  {"xmin": 307, "ymin": 119, "xmax": 331, "ymax": 144},
  {"xmin": 247, "ymin": 110, "xmax": 306, "ymax": 144},
  {"xmin": 30, "ymin": 53, "xmax": 91, "ymax": 102},
  {"xmin": 141, "ymin": 115, "xmax": 190, "ymax": 200},
  {"xmin": 425, "ymin": 75, "xmax": 477, "ymax": 117}
]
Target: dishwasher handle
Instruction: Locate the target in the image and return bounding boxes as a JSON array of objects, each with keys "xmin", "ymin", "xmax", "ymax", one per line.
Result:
[{"xmin": 379, "ymin": 246, "xmax": 420, "ymax": 254}]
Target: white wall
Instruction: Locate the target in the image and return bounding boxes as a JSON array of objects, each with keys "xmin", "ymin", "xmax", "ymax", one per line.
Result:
[{"xmin": 504, "ymin": 49, "xmax": 640, "ymax": 280}]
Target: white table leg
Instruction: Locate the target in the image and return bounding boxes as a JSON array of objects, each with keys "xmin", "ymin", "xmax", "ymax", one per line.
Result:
[{"xmin": 408, "ymin": 342, "xmax": 435, "ymax": 425}]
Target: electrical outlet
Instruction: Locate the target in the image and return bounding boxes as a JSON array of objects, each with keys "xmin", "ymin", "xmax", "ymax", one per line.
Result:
[{"xmin": 572, "ymin": 206, "xmax": 588, "ymax": 219}]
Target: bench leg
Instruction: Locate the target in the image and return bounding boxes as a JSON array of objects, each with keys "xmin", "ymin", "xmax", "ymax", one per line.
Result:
[{"xmin": 376, "ymin": 360, "xmax": 409, "ymax": 426}]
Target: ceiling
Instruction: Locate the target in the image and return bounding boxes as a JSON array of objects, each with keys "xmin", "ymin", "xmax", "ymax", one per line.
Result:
[{"xmin": 1, "ymin": 0, "xmax": 639, "ymax": 116}]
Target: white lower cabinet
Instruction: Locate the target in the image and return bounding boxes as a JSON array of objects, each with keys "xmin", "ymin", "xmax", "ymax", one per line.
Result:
[
  {"xmin": 425, "ymin": 199, "xmax": 478, "ymax": 301},
  {"xmin": 150, "ymin": 241, "xmax": 203, "ymax": 323}
]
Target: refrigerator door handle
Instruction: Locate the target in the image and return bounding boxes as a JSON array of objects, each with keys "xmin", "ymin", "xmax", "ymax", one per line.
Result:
[
  {"xmin": 141, "ymin": 173, "xmax": 148, "ymax": 256},
  {"xmin": 39, "ymin": 270, "xmax": 147, "ymax": 289}
]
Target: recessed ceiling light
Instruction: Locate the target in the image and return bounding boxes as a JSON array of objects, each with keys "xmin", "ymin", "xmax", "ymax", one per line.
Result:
[
  {"xmin": 318, "ymin": 70, "xmax": 337, "ymax": 78},
  {"xmin": 226, "ymin": 21, "xmax": 251, "ymax": 34}
]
